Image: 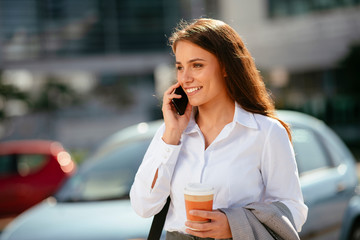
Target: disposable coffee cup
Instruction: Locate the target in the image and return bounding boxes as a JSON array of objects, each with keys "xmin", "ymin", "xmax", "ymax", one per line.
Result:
[{"xmin": 184, "ymin": 183, "xmax": 214, "ymax": 223}]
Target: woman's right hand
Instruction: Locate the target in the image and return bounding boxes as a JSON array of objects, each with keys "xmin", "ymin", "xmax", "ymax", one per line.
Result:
[{"xmin": 161, "ymin": 82, "xmax": 192, "ymax": 145}]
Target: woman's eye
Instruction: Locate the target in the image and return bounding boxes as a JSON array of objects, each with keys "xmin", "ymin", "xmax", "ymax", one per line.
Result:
[
  {"xmin": 193, "ymin": 63, "xmax": 203, "ymax": 68},
  {"xmin": 176, "ymin": 66, "xmax": 183, "ymax": 71}
]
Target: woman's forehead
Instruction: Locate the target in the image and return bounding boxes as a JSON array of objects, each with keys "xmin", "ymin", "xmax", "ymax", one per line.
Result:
[{"xmin": 175, "ymin": 41, "xmax": 216, "ymax": 63}]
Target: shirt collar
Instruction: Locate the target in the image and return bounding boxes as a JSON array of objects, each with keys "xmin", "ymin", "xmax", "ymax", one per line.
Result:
[
  {"xmin": 184, "ymin": 102, "xmax": 258, "ymax": 134},
  {"xmin": 233, "ymin": 102, "xmax": 259, "ymax": 130}
]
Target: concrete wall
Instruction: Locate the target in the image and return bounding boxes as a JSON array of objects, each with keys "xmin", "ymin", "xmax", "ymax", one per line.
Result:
[{"xmin": 220, "ymin": 1, "xmax": 360, "ymax": 72}]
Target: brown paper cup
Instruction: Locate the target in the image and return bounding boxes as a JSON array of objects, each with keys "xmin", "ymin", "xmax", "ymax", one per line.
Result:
[{"xmin": 184, "ymin": 183, "xmax": 214, "ymax": 223}]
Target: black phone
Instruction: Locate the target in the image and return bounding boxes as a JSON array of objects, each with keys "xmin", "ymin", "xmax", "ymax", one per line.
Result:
[{"xmin": 172, "ymin": 86, "xmax": 188, "ymax": 115}]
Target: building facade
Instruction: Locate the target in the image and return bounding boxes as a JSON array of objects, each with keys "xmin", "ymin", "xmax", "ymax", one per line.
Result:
[
  {"xmin": 0, "ymin": 0, "xmax": 219, "ymax": 149},
  {"xmin": 1, "ymin": 0, "xmax": 359, "ymax": 151},
  {"xmin": 220, "ymin": 0, "xmax": 360, "ymax": 146}
]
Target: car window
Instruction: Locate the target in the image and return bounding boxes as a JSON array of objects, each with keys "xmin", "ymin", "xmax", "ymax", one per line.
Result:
[
  {"xmin": 0, "ymin": 155, "xmax": 17, "ymax": 176},
  {"xmin": 319, "ymin": 127, "xmax": 350, "ymax": 167},
  {"xmin": 292, "ymin": 128, "xmax": 333, "ymax": 175},
  {"xmin": 0, "ymin": 154, "xmax": 47, "ymax": 177},
  {"xmin": 17, "ymin": 154, "xmax": 48, "ymax": 176},
  {"xmin": 55, "ymin": 139, "xmax": 150, "ymax": 202}
]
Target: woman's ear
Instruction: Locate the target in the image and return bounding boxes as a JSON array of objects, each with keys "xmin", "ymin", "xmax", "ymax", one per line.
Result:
[
  {"xmin": 221, "ymin": 64, "xmax": 227, "ymax": 77},
  {"xmin": 223, "ymin": 68, "xmax": 228, "ymax": 78}
]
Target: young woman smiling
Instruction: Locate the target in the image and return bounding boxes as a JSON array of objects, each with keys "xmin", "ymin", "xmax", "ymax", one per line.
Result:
[{"xmin": 130, "ymin": 18, "xmax": 308, "ymax": 240}]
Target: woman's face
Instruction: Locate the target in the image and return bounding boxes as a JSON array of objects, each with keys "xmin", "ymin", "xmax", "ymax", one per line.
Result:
[{"xmin": 174, "ymin": 40, "xmax": 228, "ymax": 108}]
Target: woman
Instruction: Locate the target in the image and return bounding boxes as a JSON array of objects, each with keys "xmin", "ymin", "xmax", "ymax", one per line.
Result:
[{"xmin": 130, "ymin": 18, "xmax": 307, "ymax": 239}]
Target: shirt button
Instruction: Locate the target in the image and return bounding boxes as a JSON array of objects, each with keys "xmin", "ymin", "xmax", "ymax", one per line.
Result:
[{"xmin": 165, "ymin": 147, "xmax": 170, "ymax": 152}]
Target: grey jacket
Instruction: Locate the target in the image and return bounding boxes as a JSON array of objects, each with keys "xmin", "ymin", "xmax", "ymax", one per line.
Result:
[{"xmin": 220, "ymin": 202, "xmax": 300, "ymax": 240}]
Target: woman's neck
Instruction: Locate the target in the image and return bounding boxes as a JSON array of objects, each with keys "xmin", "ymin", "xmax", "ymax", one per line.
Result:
[{"xmin": 196, "ymin": 98, "xmax": 235, "ymax": 129}]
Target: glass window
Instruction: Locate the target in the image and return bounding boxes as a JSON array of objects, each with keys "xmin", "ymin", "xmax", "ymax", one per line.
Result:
[
  {"xmin": 0, "ymin": 0, "xmax": 188, "ymax": 60},
  {"xmin": 292, "ymin": 0, "xmax": 310, "ymax": 15},
  {"xmin": 0, "ymin": 155, "xmax": 17, "ymax": 176},
  {"xmin": 292, "ymin": 128, "xmax": 332, "ymax": 174},
  {"xmin": 17, "ymin": 154, "xmax": 48, "ymax": 176},
  {"xmin": 55, "ymin": 139, "xmax": 150, "ymax": 202},
  {"xmin": 268, "ymin": 0, "xmax": 360, "ymax": 18},
  {"xmin": 0, "ymin": 154, "xmax": 47, "ymax": 177}
]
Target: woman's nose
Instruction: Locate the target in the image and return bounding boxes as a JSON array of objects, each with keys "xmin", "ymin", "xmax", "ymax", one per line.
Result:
[{"xmin": 179, "ymin": 69, "xmax": 193, "ymax": 84}]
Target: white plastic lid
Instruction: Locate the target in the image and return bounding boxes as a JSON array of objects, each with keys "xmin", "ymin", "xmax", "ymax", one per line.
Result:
[{"xmin": 184, "ymin": 182, "xmax": 214, "ymax": 196}]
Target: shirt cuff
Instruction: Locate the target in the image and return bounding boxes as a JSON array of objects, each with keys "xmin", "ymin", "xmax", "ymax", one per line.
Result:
[{"xmin": 157, "ymin": 136, "xmax": 182, "ymax": 164}]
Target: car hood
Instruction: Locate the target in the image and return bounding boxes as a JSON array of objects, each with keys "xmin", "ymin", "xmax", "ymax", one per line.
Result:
[{"xmin": 1, "ymin": 197, "xmax": 153, "ymax": 240}]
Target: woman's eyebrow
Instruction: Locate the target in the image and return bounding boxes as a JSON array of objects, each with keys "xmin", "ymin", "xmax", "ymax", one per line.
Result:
[{"xmin": 175, "ymin": 58, "xmax": 206, "ymax": 64}]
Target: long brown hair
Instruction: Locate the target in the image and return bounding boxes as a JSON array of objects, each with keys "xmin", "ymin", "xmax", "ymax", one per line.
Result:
[{"xmin": 169, "ymin": 18, "xmax": 291, "ymax": 141}]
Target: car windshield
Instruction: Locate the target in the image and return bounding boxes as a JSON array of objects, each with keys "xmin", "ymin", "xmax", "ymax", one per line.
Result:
[{"xmin": 55, "ymin": 139, "xmax": 150, "ymax": 202}]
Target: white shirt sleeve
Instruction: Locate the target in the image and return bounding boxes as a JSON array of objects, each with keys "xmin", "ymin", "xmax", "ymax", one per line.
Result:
[
  {"xmin": 260, "ymin": 121, "xmax": 308, "ymax": 232},
  {"xmin": 130, "ymin": 123, "xmax": 182, "ymax": 218}
]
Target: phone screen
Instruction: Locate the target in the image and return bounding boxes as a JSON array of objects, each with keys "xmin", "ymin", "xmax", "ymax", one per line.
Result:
[{"xmin": 172, "ymin": 86, "xmax": 188, "ymax": 115}]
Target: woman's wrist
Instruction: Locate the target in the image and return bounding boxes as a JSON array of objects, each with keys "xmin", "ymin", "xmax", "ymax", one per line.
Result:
[{"xmin": 162, "ymin": 128, "xmax": 182, "ymax": 145}]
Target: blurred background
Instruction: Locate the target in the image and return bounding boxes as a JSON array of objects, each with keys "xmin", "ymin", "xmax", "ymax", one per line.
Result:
[
  {"xmin": 1, "ymin": 0, "xmax": 360, "ymax": 238},
  {"xmin": 0, "ymin": 0, "xmax": 359, "ymax": 165}
]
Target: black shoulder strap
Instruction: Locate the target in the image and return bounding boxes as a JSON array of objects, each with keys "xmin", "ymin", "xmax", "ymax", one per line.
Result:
[{"xmin": 147, "ymin": 196, "xmax": 171, "ymax": 240}]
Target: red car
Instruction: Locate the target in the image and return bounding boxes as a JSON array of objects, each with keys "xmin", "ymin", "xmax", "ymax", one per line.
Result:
[{"xmin": 0, "ymin": 140, "xmax": 76, "ymax": 217}]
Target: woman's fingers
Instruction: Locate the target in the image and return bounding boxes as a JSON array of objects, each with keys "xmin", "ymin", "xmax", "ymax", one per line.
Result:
[
  {"xmin": 185, "ymin": 210, "xmax": 232, "ymax": 239},
  {"xmin": 186, "ymin": 221, "xmax": 212, "ymax": 232},
  {"xmin": 188, "ymin": 210, "xmax": 221, "ymax": 220},
  {"xmin": 162, "ymin": 82, "xmax": 182, "ymax": 110},
  {"xmin": 161, "ymin": 82, "xmax": 191, "ymax": 145},
  {"xmin": 184, "ymin": 210, "xmax": 218, "ymax": 232},
  {"xmin": 164, "ymin": 82, "xmax": 181, "ymax": 98},
  {"xmin": 186, "ymin": 228, "xmax": 213, "ymax": 238}
]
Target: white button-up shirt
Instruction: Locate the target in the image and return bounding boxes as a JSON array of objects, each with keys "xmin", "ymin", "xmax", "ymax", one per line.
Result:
[{"xmin": 130, "ymin": 103, "xmax": 308, "ymax": 233}]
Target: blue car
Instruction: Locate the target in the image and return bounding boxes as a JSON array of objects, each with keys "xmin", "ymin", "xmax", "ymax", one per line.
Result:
[
  {"xmin": 0, "ymin": 111, "xmax": 359, "ymax": 240},
  {"xmin": 276, "ymin": 111, "xmax": 358, "ymax": 240}
]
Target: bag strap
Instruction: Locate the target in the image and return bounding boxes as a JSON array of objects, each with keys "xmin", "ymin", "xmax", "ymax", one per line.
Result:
[{"xmin": 148, "ymin": 196, "xmax": 171, "ymax": 240}]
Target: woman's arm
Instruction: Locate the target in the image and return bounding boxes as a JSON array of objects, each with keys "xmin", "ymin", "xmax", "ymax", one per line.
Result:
[
  {"xmin": 130, "ymin": 82, "xmax": 192, "ymax": 218},
  {"xmin": 260, "ymin": 120, "xmax": 308, "ymax": 232},
  {"xmin": 129, "ymin": 124, "xmax": 181, "ymax": 217}
]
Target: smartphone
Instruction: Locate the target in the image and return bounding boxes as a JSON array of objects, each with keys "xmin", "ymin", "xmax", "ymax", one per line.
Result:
[{"xmin": 172, "ymin": 86, "xmax": 188, "ymax": 115}]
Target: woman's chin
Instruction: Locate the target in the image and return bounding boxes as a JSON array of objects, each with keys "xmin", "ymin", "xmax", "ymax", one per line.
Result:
[
  {"xmin": 188, "ymin": 98, "xmax": 203, "ymax": 107},
  {"xmin": 189, "ymin": 102, "xmax": 200, "ymax": 108}
]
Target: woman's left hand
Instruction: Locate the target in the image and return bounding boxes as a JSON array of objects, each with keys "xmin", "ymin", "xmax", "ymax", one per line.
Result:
[{"xmin": 185, "ymin": 210, "xmax": 232, "ymax": 239}]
